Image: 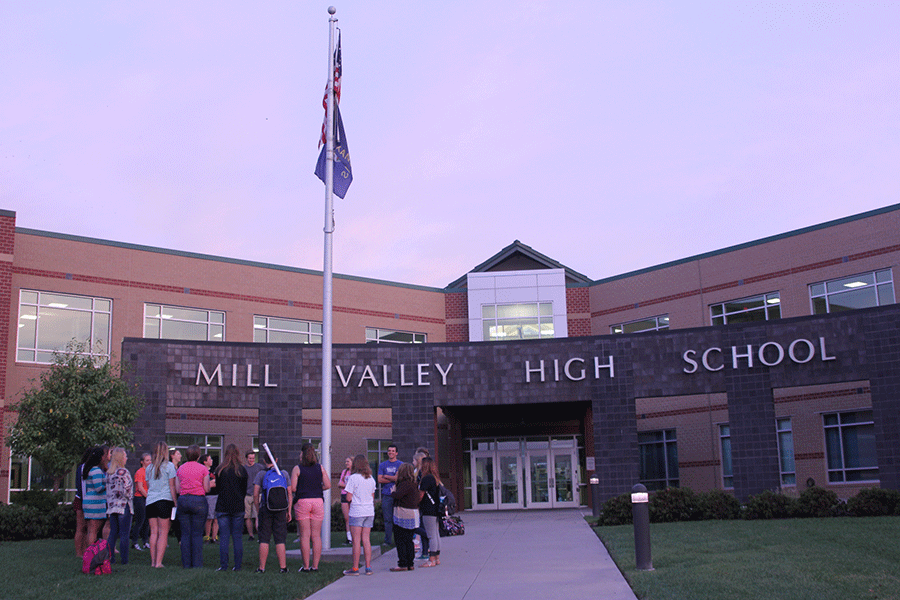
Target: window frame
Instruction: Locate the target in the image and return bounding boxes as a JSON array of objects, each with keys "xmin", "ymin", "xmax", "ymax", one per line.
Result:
[
  {"xmin": 809, "ymin": 269, "xmax": 894, "ymax": 314},
  {"xmin": 253, "ymin": 315, "xmax": 323, "ymax": 344},
  {"xmin": 365, "ymin": 328, "xmax": 426, "ymax": 344},
  {"xmin": 144, "ymin": 304, "xmax": 225, "ymax": 342},
  {"xmin": 638, "ymin": 429, "xmax": 679, "ymax": 491},
  {"xmin": 16, "ymin": 290, "xmax": 112, "ymax": 364},
  {"xmin": 822, "ymin": 410, "xmax": 878, "ymax": 483},
  {"xmin": 710, "ymin": 292, "xmax": 781, "ymax": 326},
  {"xmin": 611, "ymin": 314, "xmax": 669, "ymax": 335},
  {"xmin": 718, "ymin": 424, "xmax": 733, "ymax": 489},
  {"xmin": 481, "ymin": 302, "xmax": 555, "ymax": 341},
  {"xmin": 776, "ymin": 417, "xmax": 796, "ymax": 486}
]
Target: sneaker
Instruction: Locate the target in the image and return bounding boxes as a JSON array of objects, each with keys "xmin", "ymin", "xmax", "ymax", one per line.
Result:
[
  {"xmin": 299, "ymin": 567, "xmax": 311, "ymax": 573},
  {"xmin": 279, "ymin": 568, "xmax": 289, "ymax": 574},
  {"xmin": 343, "ymin": 568, "xmax": 360, "ymax": 576},
  {"xmin": 216, "ymin": 567, "xmax": 227, "ymax": 572},
  {"xmin": 364, "ymin": 567, "xmax": 373, "ymax": 576},
  {"xmin": 248, "ymin": 535, "xmax": 255, "ymax": 541},
  {"xmin": 232, "ymin": 567, "xmax": 241, "ymax": 571},
  {"xmin": 418, "ymin": 554, "xmax": 429, "ymax": 560},
  {"xmin": 255, "ymin": 568, "xmax": 265, "ymax": 573},
  {"xmin": 144, "ymin": 542, "xmax": 151, "ymax": 549},
  {"xmin": 134, "ymin": 543, "xmax": 143, "ymax": 551},
  {"xmin": 292, "ymin": 537, "xmax": 301, "ymax": 543},
  {"xmin": 344, "ymin": 539, "xmax": 353, "ymax": 546}
]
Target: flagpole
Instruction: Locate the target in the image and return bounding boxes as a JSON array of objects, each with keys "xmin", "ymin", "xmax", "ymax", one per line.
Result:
[{"xmin": 320, "ymin": 5, "xmax": 337, "ymax": 552}]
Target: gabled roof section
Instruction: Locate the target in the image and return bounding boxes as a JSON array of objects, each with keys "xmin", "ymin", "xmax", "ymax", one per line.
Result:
[{"xmin": 447, "ymin": 240, "xmax": 592, "ymax": 289}]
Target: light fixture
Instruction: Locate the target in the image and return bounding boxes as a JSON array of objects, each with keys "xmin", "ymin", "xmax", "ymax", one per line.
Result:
[{"xmin": 843, "ymin": 281, "xmax": 867, "ymax": 288}]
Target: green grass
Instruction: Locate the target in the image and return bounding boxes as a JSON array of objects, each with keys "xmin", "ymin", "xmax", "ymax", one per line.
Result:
[
  {"xmin": 0, "ymin": 534, "xmax": 357, "ymax": 600},
  {"xmin": 593, "ymin": 517, "xmax": 900, "ymax": 600}
]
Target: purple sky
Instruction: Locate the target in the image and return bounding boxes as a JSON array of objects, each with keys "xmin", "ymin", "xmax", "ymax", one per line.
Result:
[{"xmin": 2, "ymin": 2, "xmax": 898, "ymax": 288}]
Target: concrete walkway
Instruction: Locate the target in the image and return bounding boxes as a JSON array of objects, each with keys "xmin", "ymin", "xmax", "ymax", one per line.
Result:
[{"xmin": 306, "ymin": 509, "xmax": 637, "ymax": 600}]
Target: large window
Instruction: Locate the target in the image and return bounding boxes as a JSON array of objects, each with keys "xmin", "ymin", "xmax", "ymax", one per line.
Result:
[
  {"xmin": 17, "ymin": 291, "xmax": 111, "ymax": 363},
  {"xmin": 810, "ymin": 269, "xmax": 894, "ymax": 314},
  {"xmin": 482, "ymin": 302, "xmax": 554, "ymax": 341},
  {"xmin": 611, "ymin": 315, "xmax": 669, "ymax": 334},
  {"xmin": 8, "ymin": 455, "xmax": 78, "ymax": 502},
  {"xmin": 365, "ymin": 328, "xmax": 426, "ymax": 344},
  {"xmin": 144, "ymin": 304, "xmax": 225, "ymax": 341},
  {"xmin": 776, "ymin": 418, "xmax": 796, "ymax": 486},
  {"xmin": 166, "ymin": 434, "xmax": 224, "ymax": 467},
  {"xmin": 638, "ymin": 429, "xmax": 679, "ymax": 491},
  {"xmin": 710, "ymin": 292, "xmax": 781, "ymax": 325},
  {"xmin": 254, "ymin": 316, "xmax": 322, "ymax": 344},
  {"xmin": 719, "ymin": 424, "xmax": 733, "ymax": 489},
  {"xmin": 823, "ymin": 411, "xmax": 877, "ymax": 483}
]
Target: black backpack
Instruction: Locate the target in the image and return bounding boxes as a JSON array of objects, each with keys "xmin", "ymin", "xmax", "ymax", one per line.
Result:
[{"xmin": 262, "ymin": 467, "xmax": 289, "ymax": 512}]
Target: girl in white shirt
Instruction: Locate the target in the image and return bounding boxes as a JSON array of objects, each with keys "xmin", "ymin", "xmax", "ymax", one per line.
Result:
[{"xmin": 343, "ymin": 454, "xmax": 376, "ymax": 575}]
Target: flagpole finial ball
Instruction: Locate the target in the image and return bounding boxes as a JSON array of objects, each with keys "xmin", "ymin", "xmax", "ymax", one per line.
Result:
[{"xmin": 328, "ymin": 6, "xmax": 336, "ymax": 15}]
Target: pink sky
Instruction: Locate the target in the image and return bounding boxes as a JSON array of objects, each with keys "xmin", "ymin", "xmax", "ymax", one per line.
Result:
[{"xmin": 2, "ymin": 1, "xmax": 898, "ymax": 288}]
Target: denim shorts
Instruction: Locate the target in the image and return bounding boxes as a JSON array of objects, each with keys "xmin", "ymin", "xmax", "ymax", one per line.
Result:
[{"xmin": 349, "ymin": 515, "xmax": 374, "ymax": 528}]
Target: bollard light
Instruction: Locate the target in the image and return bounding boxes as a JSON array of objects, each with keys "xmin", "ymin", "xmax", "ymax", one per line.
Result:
[
  {"xmin": 590, "ymin": 477, "xmax": 601, "ymax": 518},
  {"xmin": 631, "ymin": 483, "xmax": 654, "ymax": 571}
]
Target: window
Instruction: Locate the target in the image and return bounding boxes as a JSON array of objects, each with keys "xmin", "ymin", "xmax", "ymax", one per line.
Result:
[
  {"xmin": 144, "ymin": 304, "xmax": 225, "ymax": 341},
  {"xmin": 776, "ymin": 418, "xmax": 796, "ymax": 486},
  {"xmin": 254, "ymin": 316, "xmax": 322, "ymax": 344},
  {"xmin": 719, "ymin": 424, "xmax": 733, "ymax": 489},
  {"xmin": 367, "ymin": 439, "xmax": 393, "ymax": 499},
  {"xmin": 482, "ymin": 302, "xmax": 554, "ymax": 341},
  {"xmin": 710, "ymin": 292, "xmax": 781, "ymax": 325},
  {"xmin": 823, "ymin": 411, "xmax": 877, "ymax": 483},
  {"xmin": 8, "ymin": 455, "xmax": 78, "ymax": 503},
  {"xmin": 611, "ymin": 315, "xmax": 669, "ymax": 334},
  {"xmin": 810, "ymin": 269, "xmax": 894, "ymax": 314},
  {"xmin": 166, "ymin": 434, "xmax": 224, "ymax": 467},
  {"xmin": 17, "ymin": 291, "xmax": 111, "ymax": 363},
  {"xmin": 638, "ymin": 429, "xmax": 679, "ymax": 490},
  {"xmin": 365, "ymin": 328, "xmax": 426, "ymax": 344}
]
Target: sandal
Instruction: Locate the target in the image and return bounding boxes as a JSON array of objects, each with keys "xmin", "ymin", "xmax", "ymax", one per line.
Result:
[{"xmin": 420, "ymin": 560, "xmax": 438, "ymax": 568}]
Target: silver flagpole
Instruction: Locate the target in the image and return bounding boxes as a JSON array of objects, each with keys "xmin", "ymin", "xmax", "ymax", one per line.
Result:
[{"xmin": 320, "ymin": 5, "xmax": 337, "ymax": 551}]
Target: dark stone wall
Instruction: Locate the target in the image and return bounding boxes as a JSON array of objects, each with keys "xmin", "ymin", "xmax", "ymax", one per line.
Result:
[{"xmin": 123, "ymin": 303, "xmax": 900, "ymax": 502}]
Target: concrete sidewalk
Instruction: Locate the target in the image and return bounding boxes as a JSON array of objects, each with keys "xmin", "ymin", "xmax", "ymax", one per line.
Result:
[{"xmin": 305, "ymin": 509, "xmax": 636, "ymax": 600}]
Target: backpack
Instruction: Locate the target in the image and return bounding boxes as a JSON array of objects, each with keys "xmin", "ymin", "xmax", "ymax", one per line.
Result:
[
  {"xmin": 262, "ymin": 467, "xmax": 289, "ymax": 512},
  {"xmin": 438, "ymin": 483, "xmax": 457, "ymax": 515},
  {"xmin": 82, "ymin": 538, "xmax": 112, "ymax": 575}
]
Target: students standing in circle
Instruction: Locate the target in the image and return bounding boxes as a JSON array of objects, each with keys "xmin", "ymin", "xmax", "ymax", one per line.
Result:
[
  {"xmin": 105, "ymin": 447, "xmax": 133, "ymax": 565},
  {"xmin": 214, "ymin": 444, "xmax": 248, "ymax": 571},
  {"xmin": 176, "ymin": 444, "xmax": 211, "ymax": 568},
  {"xmin": 254, "ymin": 452, "xmax": 292, "ymax": 573},
  {"xmin": 144, "ymin": 441, "xmax": 177, "ymax": 569},
  {"xmin": 390, "ymin": 463, "xmax": 422, "ymax": 572},
  {"xmin": 201, "ymin": 453, "xmax": 218, "ymax": 543},
  {"xmin": 130, "ymin": 452, "xmax": 151, "ymax": 551},
  {"xmin": 377, "ymin": 444, "xmax": 401, "ymax": 546},
  {"xmin": 83, "ymin": 446, "xmax": 109, "ymax": 547},
  {"xmin": 343, "ymin": 454, "xmax": 375, "ymax": 576},
  {"xmin": 291, "ymin": 443, "xmax": 331, "ymax": 572}
]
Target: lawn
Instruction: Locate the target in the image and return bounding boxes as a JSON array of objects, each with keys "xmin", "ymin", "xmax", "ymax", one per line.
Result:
[
  {"xmin": 0, "ymin": 532, "xmax": 370, "ymax": 600},
  {"xmin": 593, "ymin": 516, "xmax": 900, "ymax": 600}
]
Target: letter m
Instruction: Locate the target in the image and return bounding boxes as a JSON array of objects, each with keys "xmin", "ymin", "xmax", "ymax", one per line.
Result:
[{"xmin": 196, "ymin": 363, "xmax": 223, "ymax": 386}]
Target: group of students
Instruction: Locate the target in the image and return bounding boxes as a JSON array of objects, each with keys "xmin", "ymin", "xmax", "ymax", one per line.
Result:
[
  {"xmin": 339, "ymin": 444, "xmax": 444, "ymax": 576},
  {"xmin": 72, "ymin": 441, "xmax": 445, "ymax": 575}
]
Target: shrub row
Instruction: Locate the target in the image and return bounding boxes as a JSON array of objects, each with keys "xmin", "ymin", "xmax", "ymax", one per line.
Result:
[
  {"xmin": 0, "ymin": 503, "xmax": 76, "ymax": 541},
  {"xmin": 329, "ymin": 499, "xmax": 385, "ymax": 532},
  {"xmin": 598, "ymin": 486, "xmax": 900, "ymax": 526}
]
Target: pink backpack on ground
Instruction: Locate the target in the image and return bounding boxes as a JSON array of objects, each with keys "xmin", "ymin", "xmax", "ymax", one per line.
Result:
[{"xmin": 82, "ymin": 538, "xmax": 112, "ymax": 575}]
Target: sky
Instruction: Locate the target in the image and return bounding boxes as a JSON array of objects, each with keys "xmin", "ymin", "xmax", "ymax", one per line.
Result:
[{"xmin": 1, "ymin": 1, "xmax": 898, "ymax": 289}]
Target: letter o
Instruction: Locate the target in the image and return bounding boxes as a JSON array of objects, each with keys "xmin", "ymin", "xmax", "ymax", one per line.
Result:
[
  {"xmin": 788, "ymin": 339, "xmax": 815, "ymax": 364},
  {"xmin": 758, "ymin": 342, "xmax": 785, "ymax": 367}
]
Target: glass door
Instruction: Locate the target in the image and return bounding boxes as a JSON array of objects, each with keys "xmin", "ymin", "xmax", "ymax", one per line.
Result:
[
  {"xmin": 471, "ymin": 450, "xmax": 523, "ymax": 509},
  {"xmin": 472, "ymin": 452, "xmax": 495, "ymax": 509},
  {"xmin": 497, "ymin": 452, "xmax": 523, "ymax": 509},
  {"xmin": 525, "ymin": 438, "xmax": 581, "ymax": 509}
]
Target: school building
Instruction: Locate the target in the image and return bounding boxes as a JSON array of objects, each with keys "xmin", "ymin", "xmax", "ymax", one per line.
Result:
[{"xmin": 2, "ymin": 203, "xmax": 899, "ymax": 507}]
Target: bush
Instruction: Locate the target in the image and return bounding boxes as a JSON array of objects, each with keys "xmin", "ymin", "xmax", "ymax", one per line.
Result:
[
  {"xmin": 0, "ymin": 502, "xmax": 75, "ymax": 541},
  {"xmin": 846, "ymin": 488, "xmax": 900, "ymax": 517},
  {"xmin": 794, "ymin": 486, "xmax": 839, "ymax": 518},
  {"xmin": 9, "ymin": 490, "xmax": 65, "ymax": 512},
  {"xmin": 697, "ymin": 489, "xmax": 741, "ymax": 520},
  {"xmin": 599, "ymin": 493, "xmax": 633, "ymax": 526},
  {"xmin": 744, "ymin": 490, "xmax": 796, "ymax": 520},
  {"xmin": 650, "ymin": 487, "xmax": 700, "ymax": 523},
  {"xmin": 331, "ymin": 499, "xmax": 385, "ymax": 532}
]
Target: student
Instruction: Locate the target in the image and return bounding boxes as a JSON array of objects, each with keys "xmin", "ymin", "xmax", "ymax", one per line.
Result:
[
  {"xmin": 176, "ymin": 444, "xmax": 211, "ymax": 568},
  {"xmin": 417, "ymin": 457, "xmax": 442, "ymax": 567},
  {"xmin": 254, "ymin": 452, "xmax": 291, "ymax": 573},
  {"xmin": 145, "ymin": 442, "xmax": 177, "ymax": 568},
  {"xmin": 83, "ymin": 446, "xmax": 108, "ymax": 547},
  {"xmin": 338, "ymin": 456, "xmax": 353, "ymax": 545},
  {"xmin": 290, "ymin": 443, "xmax": 331, "ymax": 572},
  {"xmin": 389, "ymin": 463, "xmax": 421, "ymax": 572},
  {"xmin": 130, "ymin": 452, "xmax": 151, "ymax": 551},
  {"xmin": 377, "ymin": 444, "xmax": 401, "ymax": 546},
  {"xmin": 215, "ymin": 444, "xmax": 248, "ymax": 571},
  {"xmin": 342, "ymin": 454, "xmax": 375, "ymax": 576},
  {"xmin": 105, "ymin": 447, "xmax": 133, "ymax": 565}
]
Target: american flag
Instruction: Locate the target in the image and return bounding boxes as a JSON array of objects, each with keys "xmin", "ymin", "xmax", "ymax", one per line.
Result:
[{"xmin": 319, "ymin": 32, "xmax": 342, "ymax": 147}]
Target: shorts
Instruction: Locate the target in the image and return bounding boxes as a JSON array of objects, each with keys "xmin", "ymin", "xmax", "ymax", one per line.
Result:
[
  {"xmin": 206, "ymin": 495, "xmax": 217, "ymax": 519},
  {"xmin": 293, "ymin": 497, "xmax": 325, "ymax": 521},
  {"xmin": 257, "ymin": 506, "xmax": 287, "ymax": 545},
  {"xmin": 244, "ymin": 495, "xmax": 258, "ymax": 519},
  {"xmin": 146, "ymin": 500, "xmax": 175, "ymax": 520},
  {"xmin": 349, "ymin": 515, "xmax": 374, "ymax": 528},
  {"xmin": 340, "ymin": 494, "xmax": 349, "ymax": 504}
]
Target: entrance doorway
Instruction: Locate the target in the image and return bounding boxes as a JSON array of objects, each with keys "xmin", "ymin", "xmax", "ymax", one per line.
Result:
[{"xmin": 467, "ymin": 437, "xmax": 582, "ymax": 510}]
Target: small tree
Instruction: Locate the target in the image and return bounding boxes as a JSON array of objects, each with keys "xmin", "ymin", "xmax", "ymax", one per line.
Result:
[{"xmin": 6, "ymin": 342, "xmax": 143, "ymax": 492}]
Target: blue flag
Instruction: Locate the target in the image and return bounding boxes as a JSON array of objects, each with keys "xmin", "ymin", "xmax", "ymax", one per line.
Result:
[{"xmin": 314, "ymin": 103, "xmax": 352, "ymax": 198}]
